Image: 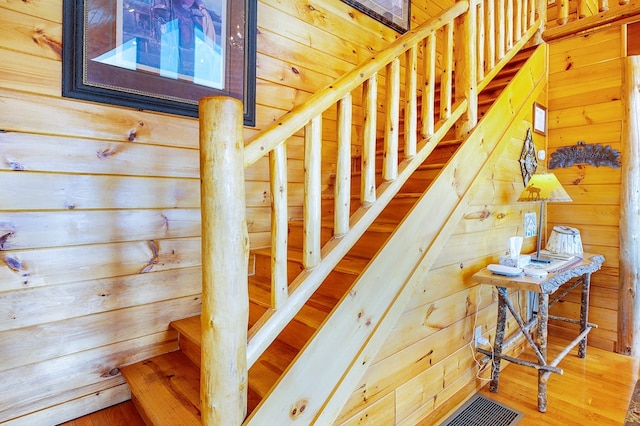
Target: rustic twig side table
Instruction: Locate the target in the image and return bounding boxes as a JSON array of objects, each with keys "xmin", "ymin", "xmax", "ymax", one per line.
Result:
[{"xmin": 472, "ymin": 253, "xmax": 605, "ymax": 412}]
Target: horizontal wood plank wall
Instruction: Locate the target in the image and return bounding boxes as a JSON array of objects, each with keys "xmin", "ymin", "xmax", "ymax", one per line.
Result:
[
  {"xmin": 0, "ymin": 0, "xmax": 452, "ymax": 423},
  {"xmin": 546, "ymin": 26, "xmax": 623, "ymax": 352},
  {"xmin": 335, "ymin": 104, "xmax": 548, "ymax": 423}
]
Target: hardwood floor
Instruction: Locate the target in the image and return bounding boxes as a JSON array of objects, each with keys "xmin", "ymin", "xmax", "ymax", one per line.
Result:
[
  {"xmin": 61, "ymin": 336, "xmax": 639, "ymax": 425},
  {"xmin": 477, "ymin": 335, "xmax": 640, "ymax": 426},
  {"xmin": 58, "ymin": 401, "xmax": 145, "ymax": 426}
]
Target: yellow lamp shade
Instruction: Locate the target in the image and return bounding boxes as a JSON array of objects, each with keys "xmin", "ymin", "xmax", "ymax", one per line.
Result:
[{"xmin": 517, "ymin": 173, "xmax": 572, "ymax": 203}]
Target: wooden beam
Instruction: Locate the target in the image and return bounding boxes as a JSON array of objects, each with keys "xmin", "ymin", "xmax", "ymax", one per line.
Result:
[
  {"xmin": 199, "ymin": 97, "xmax": 249, "ymax": 425},
  {"xmin": 270, "ymin": 142, "xmax": 288, "ymax": 308},
  {"xmin": 404, "ymin": 48, "xmax": 418, "ymax": 158},
  {"xmin": 361, "ymin": 75, "xmax": 378, "ymax": 205},
  {"xmin": 454, "ymin": 0, "xmax": 478, "ymax": 137},
  {"xmin": 335, "ymin": 94, "xmax": 352, "ymax": 237},
  {"xmin": 618, "ymin": 56, "xmax": 640, "ymax": 356},
  {"xmin": 384, "ymin": 58, "xmax": 400, "ymax": 180},
  {"xmin": 304, "ymin": 115, "xmax": 322, "ymax": 268}
]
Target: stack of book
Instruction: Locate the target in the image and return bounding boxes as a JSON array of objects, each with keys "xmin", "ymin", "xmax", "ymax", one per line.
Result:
[{"xmin": 528, "ymin": 250, "xmax": 583, "ymax": 273}]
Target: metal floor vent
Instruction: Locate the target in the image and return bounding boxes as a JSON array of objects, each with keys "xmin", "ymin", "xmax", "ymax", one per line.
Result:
[{"xmin": 440, "ymin": 393, "xmax": 523, "ymax": 426}]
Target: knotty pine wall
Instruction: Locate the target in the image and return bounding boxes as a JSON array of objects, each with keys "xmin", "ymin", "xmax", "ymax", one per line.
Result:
[
  {"xmin": 0, "ymin": 0, "xmax": 457, "ymax": 423},
  {"xmin": 546, "ymin": 24, "xmax": 629, "ymax": 353}
]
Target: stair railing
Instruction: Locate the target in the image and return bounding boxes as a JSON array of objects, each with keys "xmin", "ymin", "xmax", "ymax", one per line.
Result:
[
  {"xmin": 554, "ymin": 0, "xmax": 628, "ymax": 25},
  {"xmin": 544, "ymin": 0, "xmax": 640, "ymax": 42},
  {"xmin": 198, "ymin": 0, "xmax": 544, "ymax": 423},
  {"xmin": 243, "ymin": 1, "xmax": 472, "ymax": 370}
]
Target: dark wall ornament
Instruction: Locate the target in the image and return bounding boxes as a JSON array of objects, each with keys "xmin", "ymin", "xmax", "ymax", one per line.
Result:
[
  {"xmin": 548, "ymin": 142, "xmax": 621, "ymax": 169},
  {"xmin": 519, "ymin": 128, "xmax": 538, "ymax": 185}
]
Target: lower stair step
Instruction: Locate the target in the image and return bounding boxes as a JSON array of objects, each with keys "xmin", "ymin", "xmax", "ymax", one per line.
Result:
[{"xmin": 121, "ymin": 351, "xmax": 201, "ymax": 425}]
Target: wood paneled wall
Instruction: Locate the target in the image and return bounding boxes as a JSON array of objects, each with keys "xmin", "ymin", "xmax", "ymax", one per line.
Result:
[
  {"xmin": 546, "ymin": 25, "xmax": 625, "ymax": 352},
  {"xmin": 0, "ymin": 0, "xmax": 456, "ymax": 423}
]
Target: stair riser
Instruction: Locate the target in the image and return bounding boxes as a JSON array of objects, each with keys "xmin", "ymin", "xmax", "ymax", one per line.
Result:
[
  {"xmin": 399, "ymin": 169, "xmax": 439, "ymax": 193},
  {"xmin": 179, "ymin": 334, "xmax": 202, "ymax": 368},
  {"xmin": 288, "ymin": 224, "xmax": 391, "ymax": 260},
  {"xmin": 287, "ymin": 225, "xmax": 334, "ymax": 250},
  {"xmin": 252, "ymin": 251, "xmax": 360, "ymax": 289},
  {"xmin": 355, "ymin": 143, "xmax": 455, "ymax": 173},
  {"xmin": 320, "ymin": 196, "xmax": 416, "ymax": 220}
]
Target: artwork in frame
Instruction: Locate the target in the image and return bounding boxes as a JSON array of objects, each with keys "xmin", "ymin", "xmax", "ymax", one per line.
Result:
[
  {"xmin": 532, "ymin": 102, "xmax": 547, "ymax": 136},
  {"xmin": 62, "ymin": 0, "xmax": 257, "ymax": 126},
  {"xmin": 341, "ymin": 0, "xmax": 410, "ymax": 33}
]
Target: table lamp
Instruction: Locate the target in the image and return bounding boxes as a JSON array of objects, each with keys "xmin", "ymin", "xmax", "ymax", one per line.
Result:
[{"xmin": 517, "ymin": 172, "xmax": 572, "ymax": 262}]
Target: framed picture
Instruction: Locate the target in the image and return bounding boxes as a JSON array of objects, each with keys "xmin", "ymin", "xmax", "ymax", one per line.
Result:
[
  {"xmin": 532, "ymin": 102, "xmax": 547, "ymax": 136},
  {"xmin": 62, "ymin": 0, "xmax": 257, "ymax": 126},
  {"xmin": 341, "ymin": 0, "xmax": 410, "ymax": 33}
]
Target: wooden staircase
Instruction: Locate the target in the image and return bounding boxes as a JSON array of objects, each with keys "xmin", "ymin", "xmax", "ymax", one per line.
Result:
[{"xmin": 120, "ymin": 46, "xmax": 536, "ymax": 425}]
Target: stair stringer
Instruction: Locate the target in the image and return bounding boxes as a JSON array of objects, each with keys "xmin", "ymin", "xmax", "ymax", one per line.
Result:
[{"xmin": 245, "ymin": 43, "xmax": 549, "ymax": 425}]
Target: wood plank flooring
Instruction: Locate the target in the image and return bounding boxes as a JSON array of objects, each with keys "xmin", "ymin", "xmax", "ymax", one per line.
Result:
[
  {"xmin": 477, "ymin": 335, "xmax": 640, "ymax": 426},
  {"xmin": 58, "ymin": 400, "xmax": 145, "ymax": 426},
  {"xmin": 60, "ymin": 336, "xmax": 639, "ymax": 425}
]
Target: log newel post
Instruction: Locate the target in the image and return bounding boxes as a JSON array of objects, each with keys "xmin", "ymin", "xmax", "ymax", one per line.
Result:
[
  {"xmin": 619, "ymin": 56, "xmax": 640, "ymax": 356},
  {"xmin": 199, "ymin": 96, "xmax": 249, "ymax": 425}
]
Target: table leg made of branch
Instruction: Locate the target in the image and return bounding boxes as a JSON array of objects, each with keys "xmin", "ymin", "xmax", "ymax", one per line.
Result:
[{"xmin": 472, "ymin": 254, "xmax": 605, "ymax": 412}]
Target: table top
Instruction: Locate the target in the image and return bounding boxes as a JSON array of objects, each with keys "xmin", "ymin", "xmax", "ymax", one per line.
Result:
[{"xmin": 472, "ymin": 253, "xmax": 605, "ymax": 294}]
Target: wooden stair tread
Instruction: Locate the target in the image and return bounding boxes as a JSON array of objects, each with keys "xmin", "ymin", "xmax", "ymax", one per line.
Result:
[
  {"xmin": 372, "ymin": 137, "xmax": 462, "ymax": 154},
  {"xmin": 248, "ymin": 276, "xmax": 333, "ymax": 328},
  {"xmin": 249, "ymin": 339, "xmax": 300, "ymax": 398},
  {"xmin": 252, "ymin": 247, "xmax": 369, "ymax": 275},
  {"xmin": 171, "ymin": 306, "xmax": 268, "ymax": 348},
  {"xmin": 195, "ymin": 315, "xmax": 304, "ymax": 398},
  {"xmin": 171, "ymin": 316, "xmax": 201, "ymax": 348},
  {"xmin": 121, "ymin": 351, "xmax": 201, "ymax": 426},
  {"xmin": 288, "ymin": 218, "xmax": 398, "ymax": 234},
  {"xmin": 320, "ymin": 191, "xmax": 422, "ymax": 200},
  {"xmin": 346, "ymin": 162, "xmax": 446, "ymax": 180}
]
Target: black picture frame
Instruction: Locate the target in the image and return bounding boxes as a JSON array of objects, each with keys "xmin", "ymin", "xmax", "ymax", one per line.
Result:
[
  {"xmin": 341, "ymin": 0, "xmax": 410, "ymax": 33},
  {"xmin": 62, "ymin": 0, "xmax": 257, "ymax": 126}
]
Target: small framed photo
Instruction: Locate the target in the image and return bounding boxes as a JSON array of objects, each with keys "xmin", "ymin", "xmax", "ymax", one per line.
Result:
[
  {"xmin": 532, "ymin": 102, "xmax": 547, "ymax": 136},
  {"xmin": 524, "ymin": 212, "xmax": 537, "ymax": 238}
]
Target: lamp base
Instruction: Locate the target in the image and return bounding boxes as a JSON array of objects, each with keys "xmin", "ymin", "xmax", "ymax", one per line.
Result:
[{"xmin": 530, "ymin": 255, "xmax": 553, "ymax": 264}]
